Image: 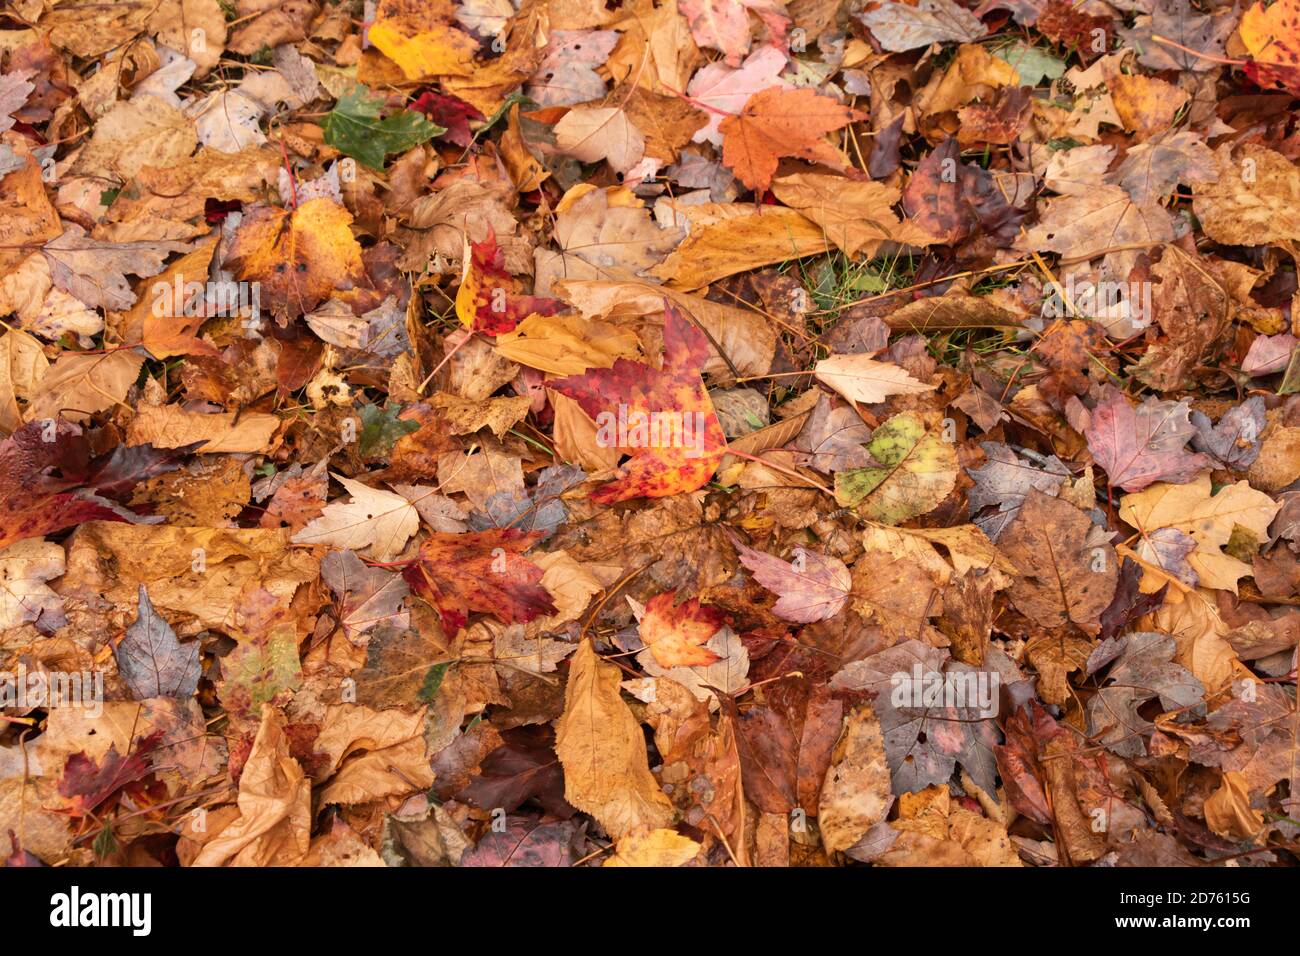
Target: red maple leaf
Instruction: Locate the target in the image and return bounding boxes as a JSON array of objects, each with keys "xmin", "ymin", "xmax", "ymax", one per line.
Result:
[
  {"xmin": 57, "ymin": 731, "xmax": 164, "ymax": 818},
  {"xmin": 0, "ymin": 418, "xmax": 143, "ymax": 551},
  {"xmin": 548, "ymin": 301, "xmax": 727, "ymax": 503},
  {"xmin": 456, "ymin": 230, "xmax": 565, "ymax": 336},
  {"xmin": 401, "ymin": 528, "xmax": 556, "ymax": 631},
  {"xmin": 640, "ymin": 591, "xmax": 725, "ymax": 667},
  {"xmin": 411, "ymin": 90, "xmax": 485, "ymax": 147}
]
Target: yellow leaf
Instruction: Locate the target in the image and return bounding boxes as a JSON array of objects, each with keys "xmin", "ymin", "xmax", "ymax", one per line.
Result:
[
  {"xmin": 1119, "ymin": 475, "xmax": 1280, "ymax": 593},
  {"xmin": 493, "ymin": 312, "xmax": 641, "ymax": 376},
  {"xmin": 367, "ymin": 0, "xmax": 478, "ymax": 81},
  {"xmin": 228, "ymin": 198, "xmax": 367, "ymax": 318},
  {"xmin": 555, "ymin": 640, "xmax": 675, "ymax": 839},
  {"xmin": 650, "ymin": 205, "xmax": 829, "ymax": 291},
  {"xmin": 604, "ymin": 827, "xmax": 700, "ymax": 866}
]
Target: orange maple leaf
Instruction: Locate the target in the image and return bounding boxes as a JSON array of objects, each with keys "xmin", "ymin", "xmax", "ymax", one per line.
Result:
[
  {"xmin": 1240, "ymin": 0, "xmax": 1300, "ymax": 94},
  {"xmin": 548, "ymin": 300, "xmax": 727, "ymax": 504},
  {"xmin": 456, "ymin": 230, "xmax": 566, "ymax": 335},
  {"xmin": 402, "ymin": 528, "xmax": 556, "ymax": 631},
  {"xmin": 718, "ymin": 87, "xmax": 866, "ymax": 192},
  {"xmin": 640, "ymin": 591, "xmax": 725, "ymax": 668}
]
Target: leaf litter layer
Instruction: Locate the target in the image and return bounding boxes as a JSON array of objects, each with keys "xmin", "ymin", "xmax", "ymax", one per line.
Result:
[{"xmin": 0, "ymin": 0, "xmax": 1299, "ymax": 870}]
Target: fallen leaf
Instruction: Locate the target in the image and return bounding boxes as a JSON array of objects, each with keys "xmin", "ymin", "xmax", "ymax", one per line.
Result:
[{"xmin": 555, "ymin": 640, "xmax": 675, "ymax": 839}]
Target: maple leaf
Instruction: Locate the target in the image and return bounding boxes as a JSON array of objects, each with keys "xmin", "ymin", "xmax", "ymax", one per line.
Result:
[
  {"xmin": 1118, "ymin": 474, "xmax": 1280, "ymax": 593},
  {"xmin": 323, "ymin": 85, "xmax": 445, "ymax": 170},
  {"xmin": 291, "ymin": 475, "xmax": 419, "ymax": 561},
  {"xmin": 901, "ymin": 138, "xmax": 1024, "ymax": 247},
  {"xmin": 966, "ymin": 441, "xmax": 1070, "ymax": 541},
  {"xmin": 548, "ymin": 300, "xmax": 728, "ymax": 503},
  {"xmin": 1240, "ymin": 0, "xmax": 1300, "ymax": 95},
  {"xmin": 456, "ymin": 230, "xmax": 566, "ymax": 336},
  {"xmin": 733, "ymin": 541, "xmax": 850, "ymax": 623},
  {"xmin": 1085, "ymin": 631, "xmax": 1205, "ymax": 757},
  {"xmin": 553, "ymin": 107, "xmax": 647, "ymax": 177},
  {"xmin": 1084, "ymin": 386, "xmax": 1211, "ymax": 492},
  {"xmin": 367, "ymin": 0, "xmax": 479, "ymax": 82},
  {"xmin": 1017, "ymin": 185, "xmax": 1174, "ymax": 269},
  {"xmin": 831, "ymin": 641, "xmax": 1000, "ymax": 797},
  {"xmin": 1035, "ymin": 0, "xmax": 1113, "ymax": 56},
  {"xmin": 1098, "ymin": 557, "xmax": 1168, "ymax": 641},
  {"xmin": 410, "ymin": 90, "xmax": 484, "ymax": 147},
  {"xmin": 638, "ymin": 590, "xmax": 726, "ymax": 667},
  {"xmin": 679, "ymin": 0, "xmax": 790, "ymax": 66},
  {"xmin": 1119, "ymin": 0, "xmax": 1236, "ymax": 73},
  {"xmin": 719, "ymin": 87, "xmax": 865, "ymax": 192},
  {"xmin": 400, "ymin": 528, "xmax": 556, "ymax": 630},
  {"xmin": 0, "ymin": 418, "xmax": 145, "ymax": 552},
  {"xmin": 58, "ymin": 732, "xmax": 164, "ymax": 818},
  {"xmin": 686, "ymin": 45, "xmax": 793, "ymax": 147},
  {"xmin": 1190, "ymin": 397, "xmax": 1266, "ymax": 471},
  {"xmin": 468, "ymin": 462, "xmax": 585, "ymax": 538}
]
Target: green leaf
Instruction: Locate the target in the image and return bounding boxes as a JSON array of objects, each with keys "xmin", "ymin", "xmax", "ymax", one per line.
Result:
[
  {"xmin": 1279, "ymin": 345, "xmax": 1300, "ymax": 395},
  {"xmin": 992, "ymin": 41, "xmax": 1066, "ymax": 88},
  {"xmin": 218, "ymin": 625, "xmax": 302, "ymax": 718},
  {"xmin": 358, "ymin": 403, "xmax": 420, "ymax": 459},
  {"xmin": 833, "ymin": 411, "xmax": 959, "ymax": 524},
  {"xmin": 323, "ymin": 85, "xmax": 445, "ymax": 170},
  {"xmin": 93, "ymin": 825, "xmax": 118, "ymax": 859},
  {"xmin": 419, "ymin": 661, "xmax": 450, "ymax": 703}
]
